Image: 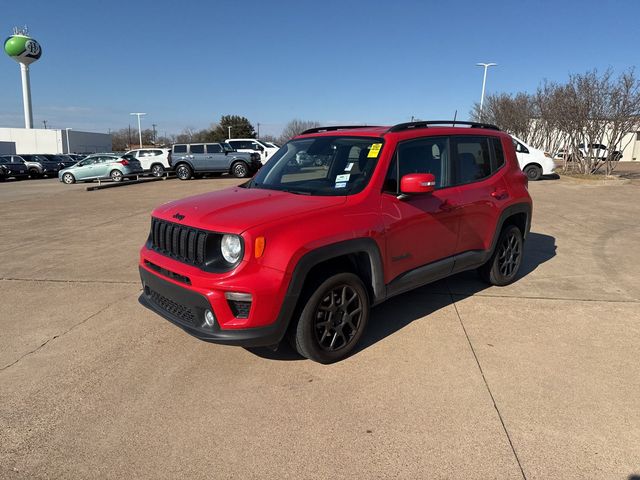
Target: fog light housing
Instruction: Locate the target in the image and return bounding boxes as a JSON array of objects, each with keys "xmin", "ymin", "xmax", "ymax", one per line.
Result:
[{"xmin": 203, "ymin": 309, "xmax": 216, "ymax": 328}]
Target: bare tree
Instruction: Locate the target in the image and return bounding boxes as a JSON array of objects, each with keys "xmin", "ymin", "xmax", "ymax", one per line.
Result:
[
  {"xmin": 469, "ymin": 68, "xmax": 640, "ymax": 175},
  {"xmin": 470, "ymin": 92, "xmax": 534, "ymax": 142},
  {"xmin": 278, "ymin": 119, "xmax": 321, "ymax": 144}
]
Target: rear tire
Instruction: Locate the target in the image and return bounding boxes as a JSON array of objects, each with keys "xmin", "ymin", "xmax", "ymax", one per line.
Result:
[
  {"xmin": 478, "ymin": 225, "xmax": 524, "ymax": 286},
  {"xmin": 523, "ymin": 164, "xmax": 542, "ymax": 181},
  {"xmin": 62, "ymin": 172, "xmax": 76, "ymax": 184},
  {"xmin": 150, "ymin": 164, "xmax": 165, "ymax": 177},
  {"xmin": 175, "ymin": 164, "xmax": 192, "ymax": 180},
  {"xmin": 231, "ymin": 161, "xmax": 250, "ymax": 178},
  {"xmin": 290, "ymin": 273, "xmax": 369, "ymax": 364},
  {"xmin": 110, "ymin": 170, "xmax": 123, "ymax": 182}
]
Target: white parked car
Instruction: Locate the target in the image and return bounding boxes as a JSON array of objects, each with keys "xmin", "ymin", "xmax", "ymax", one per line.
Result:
[
  {"xmin": 511, "ymin": 135, "xmax": 556, "ymax": 181},
  {"xmin": 124, "ymin": 148, "xmax": 171, "ymax": 177},
  {"xmin": 225, "ymin": 139, "xmax": 279, "ymax": 164}
]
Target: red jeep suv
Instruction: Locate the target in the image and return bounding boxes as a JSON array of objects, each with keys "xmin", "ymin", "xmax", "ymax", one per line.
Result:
[{"xmin": 139, "ymin": 121, "xmax": 532, "ymax": 363}]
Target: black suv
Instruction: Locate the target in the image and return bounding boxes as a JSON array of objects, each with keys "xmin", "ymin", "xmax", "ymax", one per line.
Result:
[{"xmin": 0, "ymin": 155, "xmax": 29, "ymax": 180}]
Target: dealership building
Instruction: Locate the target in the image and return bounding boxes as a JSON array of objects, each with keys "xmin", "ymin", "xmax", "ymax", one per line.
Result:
[{"xmin": 0, "ymin": 127, "xmax": 112, "ymax": 155}]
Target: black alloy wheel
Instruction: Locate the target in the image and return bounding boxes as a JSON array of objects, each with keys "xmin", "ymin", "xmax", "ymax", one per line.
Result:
[
  {"xmin": 496, "ymin": 229, "xmax": 522, "ymax": 279},
  {"xmin": 291, "ymin": 273, "xmax": 369, "ymax": 363},
  {"xmin": 478, "ymin": 225, "xmax": 524, "ymax": 286}
]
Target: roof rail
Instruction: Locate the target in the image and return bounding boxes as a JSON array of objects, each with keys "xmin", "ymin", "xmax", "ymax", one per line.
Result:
[
  {"xmin": 386, "ymin": 120, "xmax": 501, "ymax": 133},
  {"xmin": 300, "ymin": 125, "xmax": 379, "ymax": 135}
]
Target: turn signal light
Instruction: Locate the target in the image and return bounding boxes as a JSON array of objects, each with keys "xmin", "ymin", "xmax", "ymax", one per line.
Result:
[{"xmin": 254, "ymin": 236, "xmax": 266, "ymax": 258}]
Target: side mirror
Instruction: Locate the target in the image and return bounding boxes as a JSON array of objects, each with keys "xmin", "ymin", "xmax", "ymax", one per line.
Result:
[{"xmin": 400, "ymin": 173, "xmax": 436, "ymax": 195}]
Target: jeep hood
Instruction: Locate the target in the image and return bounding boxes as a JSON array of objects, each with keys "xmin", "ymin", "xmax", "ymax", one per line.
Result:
[{"xmin": 152, "ymin": 186, "xmax": 346, "ymax": 234}]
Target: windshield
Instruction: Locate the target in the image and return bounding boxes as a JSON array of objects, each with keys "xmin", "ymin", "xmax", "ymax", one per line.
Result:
[{"xmin": 246, "ymin": 136, "xmax": 383, "ymax": 196}]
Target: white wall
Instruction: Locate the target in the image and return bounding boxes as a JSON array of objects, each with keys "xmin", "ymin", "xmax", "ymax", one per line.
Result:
[
  {"xmin": 0, "ymin": 128, "xmax": 112, "ymax": 154},
  {"xmin": 0, "ymin": 128, "xmax": 62, "ymax": 154}
]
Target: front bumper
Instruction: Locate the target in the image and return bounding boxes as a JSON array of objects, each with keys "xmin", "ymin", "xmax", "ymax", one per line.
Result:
[{"xmin": 138, "ymin": 264, "xmax": 292, "ymax": 347}]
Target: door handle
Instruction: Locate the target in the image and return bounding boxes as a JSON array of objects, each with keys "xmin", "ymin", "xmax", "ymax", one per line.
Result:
[
  {"xmin": 491, "ymin": 189, "xmax": 508, "ymax": 200},
  {"xmin": 439, "ymin": 199, "xmax": 456, "ymax": 212}
]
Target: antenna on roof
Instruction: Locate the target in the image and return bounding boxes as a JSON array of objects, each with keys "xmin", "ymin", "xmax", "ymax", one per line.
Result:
[{"xmin": 452, "ymin": 110, "xmax": 457, "ymax": 127}]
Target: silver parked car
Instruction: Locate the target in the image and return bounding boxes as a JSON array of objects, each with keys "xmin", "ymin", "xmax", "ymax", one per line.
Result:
[{"xmin": 58, "ymin": 153, "xmax": 143, "ymax": 184}]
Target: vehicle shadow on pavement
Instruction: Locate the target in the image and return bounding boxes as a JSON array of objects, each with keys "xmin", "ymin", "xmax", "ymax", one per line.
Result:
[{"xmin": 248, "ymin": 232, "xmax": 556, "ymax": 362}]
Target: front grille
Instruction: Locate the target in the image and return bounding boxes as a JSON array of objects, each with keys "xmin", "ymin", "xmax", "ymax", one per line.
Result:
[
  {"xmin": 228, "ymin": 300, "xmax": 251, "ymax": 319},
  {"xmin": 147, "ymin": 287, "xmax": 195, "ymax": 325},
  {"xmin": 150, "ymin": 218, "xmax": 208, "ymax": 266}
]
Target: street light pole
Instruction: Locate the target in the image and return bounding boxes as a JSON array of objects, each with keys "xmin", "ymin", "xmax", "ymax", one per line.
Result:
[
  {"xmin": 130, "ymin": 112, "xmax": 147, "ymax": 148},
  {"xmin": 228, "ymin": 126, "xmax": 231, "ymax": 139},
  {"xmin": 65, "ymin": 128, "xmax": 72, "ymax": 153},
  {"xmin": 476, "ymin": 62, "xmax": 497, "ymax": 119}
]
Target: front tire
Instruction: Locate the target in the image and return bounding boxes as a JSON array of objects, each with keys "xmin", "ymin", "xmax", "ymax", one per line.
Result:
[
  {"xmin": 478, "ymin": 225, "xmax": 524, "ymax": 286},
  {"xmin": 110, "ymin": 170, "xmax": 123, "ymax": 182},
  {"xmin": 231, "ymin": 161, "xmax": 250, "ymax": 178},
  {"xmin": 175, "ymin": 164, "xmax": 193, "ymax": 180},
  {"xmin": 62, "ymin": 172, "xmax": 76, "ymax": 184},
  {"xmin": 523, "ymin": 164, "xmax": 542, "ymax": 181},
  {"xmin": 291, "ymin": 273, "xmax": 369, "ymax": 364},
  {"xmin": 29, "ymin": 168, "xmax": 41, "ymax": 179}
]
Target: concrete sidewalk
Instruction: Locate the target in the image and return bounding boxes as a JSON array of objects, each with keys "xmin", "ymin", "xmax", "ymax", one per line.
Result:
[{"xmin": 1, "ymin": 176, "xmax": 639, "ymax": 479}]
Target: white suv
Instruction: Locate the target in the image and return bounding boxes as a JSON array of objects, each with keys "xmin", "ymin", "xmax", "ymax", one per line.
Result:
[
  {"xmin": 124, "ymin": 148, "xmax": 171, "ymax": 177},
  {"xmin": 225, "ymin": 139, "xmax": 279, "ymax": 164},
  {"xmin": 511, "ymin": 135, "xmax": 556, "ymax": 181}
]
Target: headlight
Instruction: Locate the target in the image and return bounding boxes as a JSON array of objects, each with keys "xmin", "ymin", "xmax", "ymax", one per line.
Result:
[{"xmin": 221, "ymin": 234, "xmax": 242, "ymax": 264}]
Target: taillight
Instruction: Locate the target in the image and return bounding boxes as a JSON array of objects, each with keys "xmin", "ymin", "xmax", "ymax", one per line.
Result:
[{"xmin": 118, "ymin": 159, "xmax": 129, "ymax": 166}]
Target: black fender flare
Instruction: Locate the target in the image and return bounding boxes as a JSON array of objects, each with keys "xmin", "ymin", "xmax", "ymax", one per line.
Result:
[{"xmin": 488, "ymin": 202, "xmax": 532, "ymax": 256}]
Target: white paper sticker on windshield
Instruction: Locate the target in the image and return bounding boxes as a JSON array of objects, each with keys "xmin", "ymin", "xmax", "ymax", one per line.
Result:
[
  {"xmin": 336, "ymin": 174, "xmax": 350, "ymax": 182},
  {"xmin": 335, "ymin": 182, "xmax": 347, "ymax": 189},
  {"xmin": 344, "ymin": 162, "xmax": 354, "ymax": 172}
]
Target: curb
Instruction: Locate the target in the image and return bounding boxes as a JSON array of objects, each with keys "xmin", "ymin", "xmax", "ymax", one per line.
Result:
[{"xmin": 557, "ymin": 174, "xmax": 632, "ymax": 186}]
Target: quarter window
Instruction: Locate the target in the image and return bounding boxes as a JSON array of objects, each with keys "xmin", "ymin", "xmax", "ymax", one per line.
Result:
[
  {"xmin": 491, "ymin": 137, "xmax": 505, "ymax": 171},
  {"xmin": 453, "ymin": 136, "xmax": 492, "ymax": 184}
]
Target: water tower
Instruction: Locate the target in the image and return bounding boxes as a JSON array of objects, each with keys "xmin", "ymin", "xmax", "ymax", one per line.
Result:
[{"xmin": 4, "ymin": 26, "xmax": 42, "ymax": 129}]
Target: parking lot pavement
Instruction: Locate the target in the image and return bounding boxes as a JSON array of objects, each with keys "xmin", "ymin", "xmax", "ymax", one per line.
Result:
[{"xmin": 1, "ymin": 176, "xmax": 640, "ymax": 479}]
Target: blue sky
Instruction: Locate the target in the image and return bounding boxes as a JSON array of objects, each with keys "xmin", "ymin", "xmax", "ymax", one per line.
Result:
[{"xmin": 1, "ymin": 0, "xmax": 639, "ymax": 137}]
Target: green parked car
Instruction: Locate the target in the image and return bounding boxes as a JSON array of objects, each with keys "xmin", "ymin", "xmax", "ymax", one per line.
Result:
[{"xmin": 58, "ymin": 153, "xmax": 143, "ymax": 184}]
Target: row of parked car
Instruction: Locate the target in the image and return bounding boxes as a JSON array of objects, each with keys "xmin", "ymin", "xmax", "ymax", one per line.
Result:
[
  {"xmin": 0, "ymin": 139, "xmax": 278, "ymax": 184},
  {"xmin": 0, "ymin": 154, "xmax": 83, "ymax": 181}
]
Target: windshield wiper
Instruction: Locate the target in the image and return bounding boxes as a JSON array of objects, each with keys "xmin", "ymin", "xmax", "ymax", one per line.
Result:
[{"xmin": 279, "ymin": 188, "xmax": 312, "ymax": 195}]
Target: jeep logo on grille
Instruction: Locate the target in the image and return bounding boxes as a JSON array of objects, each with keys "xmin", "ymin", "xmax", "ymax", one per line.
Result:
[{"xmin": 172, "ymin": 213, "xmax": 185, "ymax": 221}]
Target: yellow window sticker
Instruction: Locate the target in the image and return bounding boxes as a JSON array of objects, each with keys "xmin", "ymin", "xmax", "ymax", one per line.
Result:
[{"xmin": 367, "ymin": 143, "xmax": 382, "ymax": 158}]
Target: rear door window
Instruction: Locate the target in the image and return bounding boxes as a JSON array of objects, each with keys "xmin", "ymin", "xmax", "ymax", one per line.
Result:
[
  {"xmin": 173, "ymin": 145, "xmax": 187, "ymax": 154},
  {"xmin": 190, "ymin": 145, "xmax": 205, "ymax": 154},
  {"xmin": 453, "ymin": 136, "xmax": 492, "ymax": 185},
  {"xmin": 206, "ymin": 144, "xmax": 222, "ymax": 153}
]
